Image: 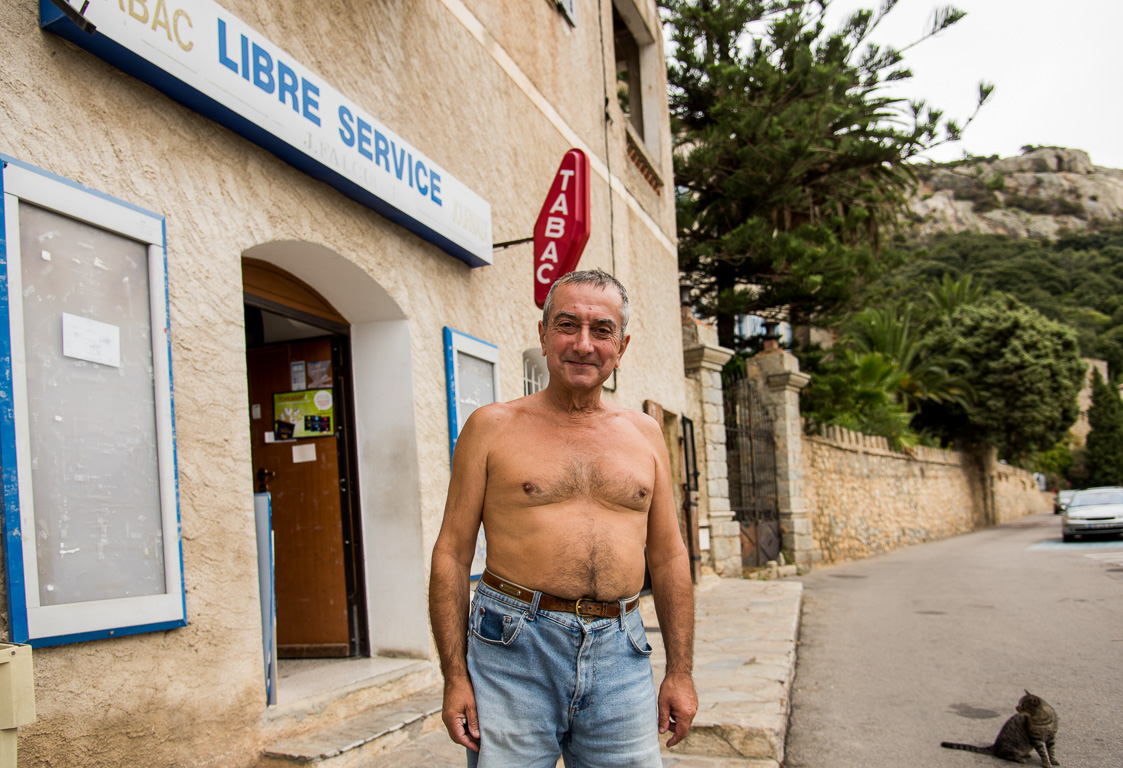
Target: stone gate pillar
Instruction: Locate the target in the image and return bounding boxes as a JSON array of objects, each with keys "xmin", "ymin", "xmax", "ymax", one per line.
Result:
[
  {"xmin": 681, "ymin": 318, "xmax": 741, "ymax": 577},
  {"xmin": 744, "ymin": 345, "xmax": 814, "ymax": 567}
]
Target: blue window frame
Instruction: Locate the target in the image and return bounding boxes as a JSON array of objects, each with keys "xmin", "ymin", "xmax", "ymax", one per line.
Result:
[
  {"xmin": 0, "ymin": 157, "xmax": 185, "ymax": 647},
  {"xmin": 443, "ymin": 327, "xmax": 500, "ymax": 462},
  {"xmin": 443, "ymin": 328, "xmax": 499, "ymax": 581}
]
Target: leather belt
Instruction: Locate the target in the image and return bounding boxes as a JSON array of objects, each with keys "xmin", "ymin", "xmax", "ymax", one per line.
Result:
[{"xmin": 480, "ymin": 571, "xmax": 639, "ymax": 619}]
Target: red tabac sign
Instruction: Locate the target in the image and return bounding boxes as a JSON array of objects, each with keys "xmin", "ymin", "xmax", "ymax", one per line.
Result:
[{"xmin": 534, "ymin": 149, "xmax": 591, "ymax": 308}]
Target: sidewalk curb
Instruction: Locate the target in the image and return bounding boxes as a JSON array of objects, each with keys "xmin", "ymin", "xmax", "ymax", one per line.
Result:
[{"xmin": 648, "ymin": 577, "xmax": 804, "ymax": 764}]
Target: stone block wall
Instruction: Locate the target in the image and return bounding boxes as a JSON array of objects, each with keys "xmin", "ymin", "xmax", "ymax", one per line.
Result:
[
  {"xmin": 681, "ymin": 318, "xmax": 740, "ymax": 577},
  {"xmin": 994, "ymin": 461, "xmax": 1054, "ymax": 524},
  {"xmin": 806, "ymin": 426, "xmax": 1052, "ymax": 565}
]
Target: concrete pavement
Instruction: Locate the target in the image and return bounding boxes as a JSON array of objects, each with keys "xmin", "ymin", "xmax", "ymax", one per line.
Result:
[{"xmin": 360, "ymin": 574, "xmax": 804, "ymax": 767}]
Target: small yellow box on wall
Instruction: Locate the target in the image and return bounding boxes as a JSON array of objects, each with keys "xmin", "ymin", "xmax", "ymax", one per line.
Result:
[{"xmin": 0, "ymin": 644, "xmax": 35, "ymax": 730}]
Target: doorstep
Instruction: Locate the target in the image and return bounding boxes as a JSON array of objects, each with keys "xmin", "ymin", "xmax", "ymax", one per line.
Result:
[{"xmin": 259, "ymin": 656, "xmax": 442, "ymax": 765}]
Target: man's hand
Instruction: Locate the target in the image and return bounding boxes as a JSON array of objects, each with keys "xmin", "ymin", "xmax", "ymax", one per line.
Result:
[
  {"xmin": 441, "ymin": 676, "xmax": 481, "ymax": 752},
  {"xmin": 658, "ymin": 671, "xmax": 698, "ymax": 748}
]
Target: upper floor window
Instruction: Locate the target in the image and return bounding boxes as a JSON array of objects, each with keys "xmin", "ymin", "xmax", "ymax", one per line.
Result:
[
  {"xmin": 614, "ymin": 6, "xmax": 645, "ymax": 141},
  {"xmin": 611, "ymin": 0, "xmax": 663, "ymax": 189}
]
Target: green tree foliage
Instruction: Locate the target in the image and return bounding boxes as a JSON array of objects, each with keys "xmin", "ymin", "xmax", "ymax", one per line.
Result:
[
  {"xmin": 923, "ymin": 272, "xmax": 985, "ymax": 316},
  {"xmin": 664, "ymin": 0, "xmax": 991, "ymax": 350},
  {"xmin": 799, "ymin": 287, "xmax": 974, "ymax": 448},
  {"xmin": 1082, "ymin": 368, "xmax": 1123, "ymax": 487},
  {"xmin": 1025, "ymin": 439, "xmax": 1075, "ymax": 491},
  {"xmin": 845, "ymin": 304, "xmax": 972, "ymax": 409},
  {"xmin": 874, "ymin": 227, "xmax": 1123, "ymax": 374},
  {"xmin": 798, "ymin": 346, "xmax": 918, "ymax": 448},
  {"xmin": 915, "ymin": 294, "xmax": 1085, "ymax": 460}
]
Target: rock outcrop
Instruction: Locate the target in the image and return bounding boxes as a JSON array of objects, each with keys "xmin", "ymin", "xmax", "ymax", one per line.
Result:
[{"xmin": 907, "ymin": 147, "xmax": 1123, "ymax": 239}]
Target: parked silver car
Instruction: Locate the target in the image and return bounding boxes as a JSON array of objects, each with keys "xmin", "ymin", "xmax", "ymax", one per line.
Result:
[
  {"xmin": 1054, "ymin": 489, "xmax": 1077, "ymax": 514},
  {"xmin": 1062, "ymin": 487, "xmax": 1123, "ymax": 542}
]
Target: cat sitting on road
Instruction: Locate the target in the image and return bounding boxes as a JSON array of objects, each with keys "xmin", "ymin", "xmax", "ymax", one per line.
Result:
[{"xmin": 941, "ymin": 690, "xmax": 1059, "ymax": 765}]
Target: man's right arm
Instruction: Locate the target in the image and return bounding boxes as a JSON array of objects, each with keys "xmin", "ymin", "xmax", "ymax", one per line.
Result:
[{"xmin": 429, "ymin": 408, "xmax": 492, "ymax": 751}]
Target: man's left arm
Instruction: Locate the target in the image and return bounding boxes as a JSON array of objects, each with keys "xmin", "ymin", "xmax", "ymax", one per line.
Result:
[{"xmin": 639, "ymin": 415, "xmax": 698, "ymax": 748}]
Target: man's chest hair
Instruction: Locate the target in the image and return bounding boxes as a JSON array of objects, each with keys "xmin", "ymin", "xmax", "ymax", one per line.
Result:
[{"xmin": 491, "ymin": 450, "xmax": 654, "ymax": 513}]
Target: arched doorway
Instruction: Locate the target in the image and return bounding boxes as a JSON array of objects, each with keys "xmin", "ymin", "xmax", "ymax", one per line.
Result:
[
  {"xmin": 243, "ymin": 258, "xmax": 363, "ymax": 658},
  {"xmin": 241, "ymin": 243, "xmax": 432, "ymax": 687}
]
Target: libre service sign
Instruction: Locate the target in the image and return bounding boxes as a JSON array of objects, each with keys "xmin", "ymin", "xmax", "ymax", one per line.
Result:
[{"xmin": 40, "ymin": 0, "xmax": 493, "ymax": 267}]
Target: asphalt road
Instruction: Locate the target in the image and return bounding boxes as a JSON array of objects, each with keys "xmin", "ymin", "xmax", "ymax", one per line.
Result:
[{"xmin": 784, "ymin": 514, "xmax": 1123, "ymax": 768}]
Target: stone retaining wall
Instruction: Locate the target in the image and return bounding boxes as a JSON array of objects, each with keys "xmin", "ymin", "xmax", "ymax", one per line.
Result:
[
  {"xmin": 994, "ymin": 460, "xmax": 1054, "ymax": 524},
  {"xmin": 806, "ymin": 427, "xmax": 1052, "ymax": 565}
]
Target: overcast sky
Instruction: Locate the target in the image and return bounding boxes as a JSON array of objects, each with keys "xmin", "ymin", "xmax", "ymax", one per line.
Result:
[{"xmin": 821, "ymin": 0, "xmax": 1123, "ymax": 169}]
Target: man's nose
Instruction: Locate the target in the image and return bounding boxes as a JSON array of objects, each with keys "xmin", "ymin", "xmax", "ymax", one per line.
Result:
[{"xmin": 573, "ymin": 326, "xmax": 595, "ymax": 353}]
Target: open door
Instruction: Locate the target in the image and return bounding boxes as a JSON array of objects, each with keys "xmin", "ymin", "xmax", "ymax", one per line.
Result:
[
  {"xmin": 244, "ymin": 259, "xmax": 366, "ymax": 659},
  {"xmin": 643, "ymin": 400, "xmax": 700, "ymax": 584},
  {"xmin": 248, "ymin": 339, "xmax": 350, "ymax": 656}
]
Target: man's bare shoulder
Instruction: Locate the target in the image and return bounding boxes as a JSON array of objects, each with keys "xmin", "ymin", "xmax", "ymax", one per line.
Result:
[
  {"xmin": 460, "ymin": 394, "xmax": 543, "ymax": 435},
  {"xmin": 617, "ymin": 407, "xmax": 675, "ymax": 463},
  {"xmin": 615, "ymin": 404, "xmax": 663, "ymax": 436}
]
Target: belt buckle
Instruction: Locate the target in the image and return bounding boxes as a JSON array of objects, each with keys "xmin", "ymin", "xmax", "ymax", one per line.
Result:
[{"xmin": 574, "ymin": 598, "xmax": 595, "ymax": 619}]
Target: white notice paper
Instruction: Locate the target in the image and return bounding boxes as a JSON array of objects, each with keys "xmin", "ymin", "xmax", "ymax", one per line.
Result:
[
  {"xmin": 292, "ymin": 444, "xmax": 316, "ymax": 464},
  {"xmin": 62, "ymin": 313, "xmax": 121, "ymax": 368}
]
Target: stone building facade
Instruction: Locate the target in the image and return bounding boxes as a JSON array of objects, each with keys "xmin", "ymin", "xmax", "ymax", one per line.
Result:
[{"xmin": 0, "ymin": 1, "xmax": 687, "ymax": 765}]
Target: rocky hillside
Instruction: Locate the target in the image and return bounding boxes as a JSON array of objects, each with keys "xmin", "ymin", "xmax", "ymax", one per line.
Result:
[{"xmin": 907, "ymin": 147, "xmax": 1123, "ymax": 239}]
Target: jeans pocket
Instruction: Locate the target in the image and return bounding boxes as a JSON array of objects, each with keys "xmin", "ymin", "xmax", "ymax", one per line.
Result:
[
  {"xmin": 624, "ymin": 611, "xmax": 653, "ymax": 656},
  {"xmin": 470, "ymin": 603, "xmax": 525, "ymax": 646}
]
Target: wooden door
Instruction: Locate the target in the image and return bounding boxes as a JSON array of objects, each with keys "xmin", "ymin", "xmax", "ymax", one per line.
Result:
[{"xmin": 247, "ymin": 338, "xmax": 350, "ymax": 657}]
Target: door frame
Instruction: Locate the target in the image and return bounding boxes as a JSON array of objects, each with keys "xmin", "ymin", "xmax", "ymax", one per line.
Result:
[
  {"xmin": 244, "ymin": 295, "xmax": 369, "ymax": 658},
  {"xmin": 242, "ymin": 243, "xmax": 431, "ymax": 659}
]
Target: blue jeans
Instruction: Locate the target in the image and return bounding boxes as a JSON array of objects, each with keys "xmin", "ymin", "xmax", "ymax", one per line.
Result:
[{"xmin": 466, "ymin": 580, "xmax": 662, "ymax": 768}]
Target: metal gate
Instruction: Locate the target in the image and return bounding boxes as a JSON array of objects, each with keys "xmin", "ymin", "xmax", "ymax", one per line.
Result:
[{"xmin": 724, "ymin": 374, "xmax": 781, "ymax": 568}]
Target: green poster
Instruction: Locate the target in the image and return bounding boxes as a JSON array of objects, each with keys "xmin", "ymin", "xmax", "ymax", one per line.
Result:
[{"xmin": 273, "ymin": 389, "xmax": 334, "ymax": 439}]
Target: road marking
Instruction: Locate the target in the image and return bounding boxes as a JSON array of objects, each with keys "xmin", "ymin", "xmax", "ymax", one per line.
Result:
[{"xmin": 1084, "ymin": 552, "xmax": 1123, "ymax": 566}]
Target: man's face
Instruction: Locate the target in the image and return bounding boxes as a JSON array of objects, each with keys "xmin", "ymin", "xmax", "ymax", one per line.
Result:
[{"xmin": 539, "ymin": 282, "xmax": 631, "ymax": 392}]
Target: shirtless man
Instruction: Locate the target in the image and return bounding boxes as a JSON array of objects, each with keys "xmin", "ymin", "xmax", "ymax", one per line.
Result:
[{"xmin": 429, "ymin": 269, "xmax": 698, "ymax": 767}]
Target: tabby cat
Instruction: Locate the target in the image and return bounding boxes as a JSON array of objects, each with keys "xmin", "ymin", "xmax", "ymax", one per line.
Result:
[{"xmin": 941, "ymin": 690, "xmax": 1059, "ymax": 765}]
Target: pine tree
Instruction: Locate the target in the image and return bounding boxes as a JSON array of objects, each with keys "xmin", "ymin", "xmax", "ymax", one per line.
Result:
[
  {"xmin": 663, "ymin": 0, "xmax": 991, "ymax": 350},
  {"xmin": 1083, "ymin": 367, "xmax": 1123, "ymax": 487}
]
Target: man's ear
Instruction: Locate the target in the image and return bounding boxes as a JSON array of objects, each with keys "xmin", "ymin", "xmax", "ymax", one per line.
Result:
[
  {"xmin": 616, "ymin": 334, "xmax": 631, "ymax": 368},
  {"xmin": 538, "ymin": 320, "xmax": 546, "ymax": 355}
]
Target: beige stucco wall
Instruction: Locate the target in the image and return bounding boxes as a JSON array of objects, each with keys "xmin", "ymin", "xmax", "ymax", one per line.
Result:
[
  {"xmin": 806, "ymin": 429, "xmax": 1052, "ymax": 566},
  {"xmin": 0, "ymin": 0, "xmax": 682, "ymax": 765}
]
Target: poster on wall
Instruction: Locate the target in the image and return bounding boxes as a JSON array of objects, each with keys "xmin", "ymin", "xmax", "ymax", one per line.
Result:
[{"xmin": 273, "ymin": 389, "xmax": 334, "ymax": 439}]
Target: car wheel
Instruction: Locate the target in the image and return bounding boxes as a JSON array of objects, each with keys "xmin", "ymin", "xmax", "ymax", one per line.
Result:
[{"xmin": 1062, "ymin": 531, "xmax": 1075, "ymax": 543}]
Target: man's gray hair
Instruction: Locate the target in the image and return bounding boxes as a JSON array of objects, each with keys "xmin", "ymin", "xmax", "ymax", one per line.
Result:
[{"xmin": 541, "ymin": 269, "xmax": 630, "ymax": 336}]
